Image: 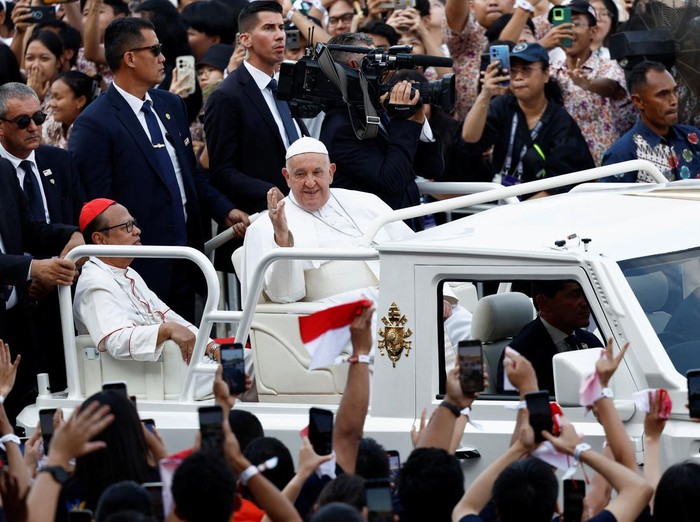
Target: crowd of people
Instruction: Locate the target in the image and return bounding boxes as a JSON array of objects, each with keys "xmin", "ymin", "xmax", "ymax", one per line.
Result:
[
  {"xmin": 0, "ymin": 306, "xmax": 699, "ymax": 522},
  {"xmin": 1, "ymin": 0, "xmax": 700, "ymax": 519}
]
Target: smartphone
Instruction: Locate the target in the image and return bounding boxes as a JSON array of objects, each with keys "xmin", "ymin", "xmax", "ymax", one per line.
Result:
[
  {"xmin": 221, "ymin": 343, "xmax": 246, "ymax": 395},
  {"xmin": 551, "ymin": 6, "xmax": 572, "ymax": 48},
  {"xmin": 143, "ymin": 482, "xmax": 165, "ymax": 522},
  {"xmin": 142, "ymin": 419, "xmax": 156, "ymax": 434},
  {"xmin": 39, "ymin": 408, "xmax": 57, "ymax": 454},
  {"xmin": 43, "ymin": 0, "xmax": 74, "ymax": 4},
  {"xmin": 308, "ymin": 407, "xmax": 334, "ymax": 456},
  {"xmin": 198, "ymin": 405, "xmax": 224, "ymax": 453},
  {"xmin": 387, "ymin": 450, "xmax": 400, "ymax": 482},
  {"xmin": 525, "ymin": 391, "xmax": 552, "ymax": 443},
  {"xmin": 102, "ymin": 381, "xmax": 128, "ymax": 396},
  {"xmin": 489, "ymin": 44, "xmax": 510, "ymax": 86},
  {"xmin": 563, "ymin": 479, "xmax": 585, "ymax": 522},
  {"xmin": 285, "ymin": 28, "xmax": 300, "ymax": 50},
  {"xmin": 379, "ymin": 0, "xmax": 415, "ymax": 9},
  {"xmin": 365, "ymin": 478, "xmax": 394, "ymax": 520},
  {"xmin": 67, "ymin": 510, "xmax": 94, "ymax": 522},
  {"xmin": 458, "ymin": 340, "xmax": 484, "ymax": 394},
  {"xmin": 176, "ymin": 55, "xmax": 196, "ymax": 96},
  {"xmin": 687, "ymin": 369, "xmax": 700, "ymax": 418},
  {"xmin": 27, "ymin": 6, "xmax": 57, "ymax": 23}
]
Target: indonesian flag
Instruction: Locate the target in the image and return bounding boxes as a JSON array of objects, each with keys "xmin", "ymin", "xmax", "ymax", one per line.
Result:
[{"xmin": 299, "ymin": 299, "xmax": 373, "ymax": 370}]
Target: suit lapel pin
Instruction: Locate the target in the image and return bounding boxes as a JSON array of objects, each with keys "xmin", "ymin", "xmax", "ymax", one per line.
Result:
[
  {"xmin": 42, "ymin": 169, "xmax": 52, "ymax": 176},
  {"xmin": 165, "ymin": 113, "xmax": 171, "ymax": 120},
  {"xmin": 49, "ymin": 179, "xmax": 55, "ymax": 184},
  {"xmin": 184, "ymin": 137, "xmax": 190, "ymax": 146}
]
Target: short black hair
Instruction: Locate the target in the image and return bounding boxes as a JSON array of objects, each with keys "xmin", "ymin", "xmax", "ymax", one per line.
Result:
[
  {"xmin": 172, "ymin": 451, "xmax": 237, "ymax": 522},
  {"xmin": 397, "ymin": 448, "xmax": 464, "ymax": 522},
  {"xmin": 228, "ymin": 409, "xmax": 264, "ymax": 451},
  {"xmin": 181, "ymin": 0, "xmax": 238, "ymax": 44},
  {"xmin": 626, "ymin": 60, "xmax": 669, "ymax": 95},
  {"xmin": 317, "ymin": 475, "xmax": 367, "ymax": 512},
  {"xmin": 355, "ymin": 438, "xmax": 390, "ymax": 480},
  {"xmin": 35, "ymin": 21, "xmax": 82, "ymax": 67},
  {"xmin": 311, "ymin": 502, "xmax": 364, "ymax": 522},
  {"xmin": 81, "ymin": 0, "xmax": 129, "ymax": 17},
  {"xmin": 532, "ymin": 280, "xmax": 579, "ymax": 299},
  {"xmin": 492, "ymin": 457, "xmax": 558, "ymax": 522},
  {"xmin": 358, "ymin": 21, "xmax": 399, "ymax": 47},
  {"xmin": 104, "ymin": 17, "xmax": 155, "ymax": 72},
  {"xmin": 243, "ymin": 437, "xmax": 295, "ymax": 492},
  {"xmin": 486, "ymin": 13, "xmax": 536, "ymax": 43},
  {"xmin": 237, "ymin": 0, "xmax": 282, "ymax": 34}
]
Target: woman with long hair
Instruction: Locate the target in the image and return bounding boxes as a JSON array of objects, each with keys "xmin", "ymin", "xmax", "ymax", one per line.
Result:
[
  {"xmin": 24, "ymin": 30, "xmax": 64, "ymax": 107},
  {"xmin": 43, "ymin": 71, "xmax": 101, "ymax": 149}
]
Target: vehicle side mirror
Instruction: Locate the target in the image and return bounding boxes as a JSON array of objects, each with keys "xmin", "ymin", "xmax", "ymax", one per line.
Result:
[{"xmin": 553, "ymin": 349, "xmax": 606, "ymax": 406}]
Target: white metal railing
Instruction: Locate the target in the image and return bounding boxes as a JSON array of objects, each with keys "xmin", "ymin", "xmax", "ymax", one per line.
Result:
[
  {"xmin": 233, "ymin": 247, "xmax": 378, "ymax": 344},
  {"xmin": 60, "ymin": 245, "xmax": 242, "ymax": 402},
  {"xmin": 361, "ymin": 160, "xmax": 665, "ymax": 245}
]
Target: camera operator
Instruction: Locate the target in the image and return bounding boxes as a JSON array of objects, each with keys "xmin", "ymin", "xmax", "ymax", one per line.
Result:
[{"xmin": 318, "ymin": 32, "xmax": 444, "ymax": 230}]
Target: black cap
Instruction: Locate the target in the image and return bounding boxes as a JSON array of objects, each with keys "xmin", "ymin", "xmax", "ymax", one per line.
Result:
[{"xmin": 197, "ymin": 43, "xmax": 234, "ymax": 71}]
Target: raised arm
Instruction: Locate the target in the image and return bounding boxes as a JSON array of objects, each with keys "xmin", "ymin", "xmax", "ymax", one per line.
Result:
[
  {"xmin": 333, "ymin": 306, "xmax": 373, "ymax": 473},
  {"xmin": 461, "ymin": 61, "xmax": 509, "ymax": 143},
  {"xmin": 445, "ymin": 0, "xmax": 470, "ymax": 33}
]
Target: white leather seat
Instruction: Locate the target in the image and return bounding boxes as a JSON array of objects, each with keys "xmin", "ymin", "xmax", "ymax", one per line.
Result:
[
  {"xmin": 75, "ymin": 335, "xmax": 186, "ymax": 400},
  {"xmin": 471, "ymin": 292, "xmax": 535, "ymax": 393}
]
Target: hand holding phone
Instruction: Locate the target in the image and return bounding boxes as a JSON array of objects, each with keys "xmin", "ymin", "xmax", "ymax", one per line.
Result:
[
  {"xmin": 365, "ymin": 478, "xmax": 394, "ymax": 519},
  {"xmin": 175, "ymin": 55, "xmax": 196, "ymax": 96},
  {"xmin": 308, "ymin": 407, "xmax": 333, "ymax": 456},
  {"xmin": 489, "ymin": 45, "xmax": 510, "ymax": 87},
  {"xmin": 458, "ymin": 340, "xmax": 485, "ymax": 394},
  {"xmin": 525, "ymin": 391, "xmax": 552, "ymax": 443},
  {"xmin": 221, "ymin": 343, "xmax": 246, "ymax": 395},
  {"xmin": 39, "ymin": 408, "xmax": 57, "ymax": 454},
  {"xmin": 551, "ymin": 7, "xmax": 573, "ymax": 48},
  {"xmin": 198, "ymin": 406, "xmax": 224, "ymax": 453}
]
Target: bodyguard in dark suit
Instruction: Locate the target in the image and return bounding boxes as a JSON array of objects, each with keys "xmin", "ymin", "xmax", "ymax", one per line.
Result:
[
  {"xmin": 497, "ymin": 280, "xmax": 603, "ymax": 395},
  {"xmin": 204, "ymin": 1, "xmax": 308, "ymax": 271},
  {"xmin": 69, "ymin": 17, "xmax": 247, "ymax": 320},
  {"xmin": 0, "ymin": 157, "xmax": 82, "ymax": 424},
  {"xmin": 0, "ymin": 82, "xmax": 85, "ymax": 393}
]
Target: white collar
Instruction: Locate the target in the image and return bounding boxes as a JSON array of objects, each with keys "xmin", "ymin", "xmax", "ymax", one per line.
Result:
[
  {"xmin": 244, "ymin": 60, "xmax": 279, "ymax": 92},
  {"xmin": 0, "ymin": 143, "xmax": 36, "ymax": 171},
  {"xmin": 112, "ymin": 81, "xmax": 155, "ymax": 117},
  {"xmin": 540, "ymin": 317, "xmax": 570, "ymax": 345}
]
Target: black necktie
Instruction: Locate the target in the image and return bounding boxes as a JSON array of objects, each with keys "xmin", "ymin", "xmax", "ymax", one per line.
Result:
[
  {"xmin": 141, "ymin": 100, "xmax": 187, "ymax": 245},
  {"xmin": 267, "ymin": 78, "xmax": 299, "ymax": 145},
  {"xmin": 564, "ymin": 335, "xmax": 582, "ymax": 351},
  {"xmin": 20, "ymin": 160, "xmax": 45, "ymax": 222}
]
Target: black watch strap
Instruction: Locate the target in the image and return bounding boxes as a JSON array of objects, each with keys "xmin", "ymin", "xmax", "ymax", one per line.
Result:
[
  {"xmin": 41, "ymin": 465, "xmax": 69, "ymax": 485},
  {"xmin": 440, "ymin": 400, "xmax": 461, "ymax": 418}
]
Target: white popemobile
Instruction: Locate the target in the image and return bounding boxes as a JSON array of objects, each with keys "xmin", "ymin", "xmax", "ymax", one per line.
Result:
[{"xmin": 17, "ymin": 159, "xmax": 700, "ymax": 484}]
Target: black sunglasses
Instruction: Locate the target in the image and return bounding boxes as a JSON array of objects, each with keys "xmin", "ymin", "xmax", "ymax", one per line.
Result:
[
  {"xmin": 100, "ymin": 219, "xmax": 138, "ymax": 233},
  {"xmin": 0, "ymin": 111, "xmax": 47, "ymax": 130},
  {"xmin": 127, "ymin": 43, "xmax": 163, "ymax": 57}
]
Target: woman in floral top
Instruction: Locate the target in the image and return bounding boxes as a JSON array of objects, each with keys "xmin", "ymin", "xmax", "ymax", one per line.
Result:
[{"xmin": 43, "ymin": 71, "xmax": 101, "ymax": 150}]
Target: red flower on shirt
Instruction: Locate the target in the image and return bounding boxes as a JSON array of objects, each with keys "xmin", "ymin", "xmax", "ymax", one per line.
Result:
[
  {"xmin": 669, "ymin": 155, "xmax": 679, "ymax": 168},
  {"xmin": 689, "ymin": 133, "xmax": 699, "ymax": 145}
]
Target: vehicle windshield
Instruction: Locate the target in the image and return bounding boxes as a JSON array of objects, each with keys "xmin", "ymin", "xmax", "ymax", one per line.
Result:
[{"xmin": 619, "ymin": 247, "xmax": 700, "ymax": 375}]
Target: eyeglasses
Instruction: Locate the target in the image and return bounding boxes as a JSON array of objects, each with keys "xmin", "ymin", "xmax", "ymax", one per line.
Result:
[
  {"xmin": 100, "ymin": 219, "xmax": 138, "ymax": 233},
  {"xmin": 510, "ymin": 65, "xmax": 542, "ymax": 77},
  {"xmin": 328, "ymin": 13, "xmax": 354, "ymax": 26},
  {"xmin": 571, "ymin": 21, "xmax": 591, "ymax": 28},
  {"xmin": 127, "ymin": 43, "xmax": 163, "ymax": 57},
  {"xmin": 0, "ymin": 111, "xmax": 47, "ymax": 129}
]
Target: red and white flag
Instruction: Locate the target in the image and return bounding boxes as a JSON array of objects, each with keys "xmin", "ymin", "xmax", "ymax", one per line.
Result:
[{"xmin": 299, "ymin": 299, "xmax": 373, "ymax": 370}]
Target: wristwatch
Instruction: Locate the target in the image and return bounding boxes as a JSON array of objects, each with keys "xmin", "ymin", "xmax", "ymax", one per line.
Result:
[{"xmin": 41, "ymin": 465, "xmax": 70, "ymax": 485}]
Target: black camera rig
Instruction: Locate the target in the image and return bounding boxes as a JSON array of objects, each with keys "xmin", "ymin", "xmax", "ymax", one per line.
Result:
[{"xmin": 277, "ymin": 42, "xmax": 455, "ymax": 140}]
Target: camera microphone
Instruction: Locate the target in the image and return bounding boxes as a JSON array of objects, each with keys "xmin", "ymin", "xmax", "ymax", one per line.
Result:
[{"xmin": 390, "ymin": 53, "xmax": 454, "ymax": 69}]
